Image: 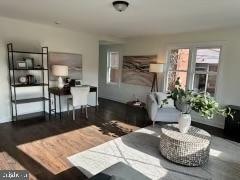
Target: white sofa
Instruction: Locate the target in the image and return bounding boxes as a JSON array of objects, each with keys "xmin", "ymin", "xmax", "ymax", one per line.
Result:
[{"xmin": 146, "ymin": 92, "xmax": 181, "ymax": 126}]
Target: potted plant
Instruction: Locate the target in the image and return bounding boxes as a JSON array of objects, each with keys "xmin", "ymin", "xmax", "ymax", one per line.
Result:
[{"xmin": 163, "ymin": 77, "xmax": 231, "ymax": 133}]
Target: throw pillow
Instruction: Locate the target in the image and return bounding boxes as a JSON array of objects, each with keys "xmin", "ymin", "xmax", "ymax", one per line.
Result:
[{"xmin": 154, "ymin": 92, "xmax": 175, "ymax": 108}]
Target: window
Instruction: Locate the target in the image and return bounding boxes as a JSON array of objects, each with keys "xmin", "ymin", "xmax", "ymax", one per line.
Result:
[
  {"xmin": 107, "ymin": 51, "xmax": 120, "ymax": 84},
  {"xmin": 166, "ymin": 48, "xmax": 190, "ymax": 91},
  {"xmin": 165, "ymin": 46, "xmax": 221, "ymax": 97},
  {"xmin": 193, "ymin": 48, "xmax": 221, "ymax": 96}
]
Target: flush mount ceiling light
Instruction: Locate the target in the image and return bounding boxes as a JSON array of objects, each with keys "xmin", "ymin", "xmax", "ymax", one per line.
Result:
[
  {"xmin": 54, "ymin": 20, "xmax": 61, "ymax": 25},
  {"xmin": 112, "ymin": 1, "xmax": 129, "ymax": 12}
]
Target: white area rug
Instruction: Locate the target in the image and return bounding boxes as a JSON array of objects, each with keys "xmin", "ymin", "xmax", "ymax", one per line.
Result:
[{"xmin": 68, "ymin": 126, "xmax": 240, "ymax": 180}]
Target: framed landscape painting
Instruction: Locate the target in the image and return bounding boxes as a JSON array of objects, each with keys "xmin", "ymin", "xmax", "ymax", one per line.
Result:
[{"xmin": 122, "ymin": 55, "xmax": 157, "ymax": 86}]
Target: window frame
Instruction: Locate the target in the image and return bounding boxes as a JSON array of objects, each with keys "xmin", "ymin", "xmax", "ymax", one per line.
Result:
[
  {"xmin": 164, "ymin": 47, "xmax": 193, "ymax": 91},
  {"xmin": 190, "ymin": 46, "xmax": 222, "ymax": 96},
  {"xmin": 164, "ymin": 43, "xmax": 224, "ymax": 99},
  {"xmin": 106, "ymin": 51, "xmax": 120, "ymax": 85}
]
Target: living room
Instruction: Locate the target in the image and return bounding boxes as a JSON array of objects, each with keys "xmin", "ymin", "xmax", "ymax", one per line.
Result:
[{"xmin": 0, "ymin": 1, "xmax": 239, "ymax": 180}]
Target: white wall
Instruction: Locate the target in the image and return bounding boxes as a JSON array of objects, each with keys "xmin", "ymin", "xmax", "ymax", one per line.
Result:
[
  {"xmin": 99, "ymin": 27, "xmax": 240, "ymax": 128},
  {"xmin": 0, "ymin": 16, "xmax": 120, "ymax": 123},
  {"xmin": 99, "ymin": 44, "xmax": 154, "ymax": 103}
]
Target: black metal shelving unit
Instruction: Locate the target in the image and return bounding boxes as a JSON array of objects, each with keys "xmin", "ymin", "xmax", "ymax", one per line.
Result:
[{"xmin": 7, "ymin": 43, "xmax": 50, "ymax": 121}]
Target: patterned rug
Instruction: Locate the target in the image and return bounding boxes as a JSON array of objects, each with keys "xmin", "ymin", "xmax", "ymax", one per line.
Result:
[{"xmin": 68, "ymin": 126, "xmax": 240, "ymax": 180}]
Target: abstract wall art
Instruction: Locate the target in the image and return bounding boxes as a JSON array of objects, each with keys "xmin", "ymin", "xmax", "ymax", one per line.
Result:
[
  {"xmin": 122, "ymin": 55, "xmax": 157, "ymax": 86},
  {"xmin": 49, "ymin": 52, "xmax": 82, "ymax": 81}
]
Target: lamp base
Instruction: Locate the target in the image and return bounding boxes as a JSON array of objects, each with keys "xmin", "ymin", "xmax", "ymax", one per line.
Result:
[{"xmin": 58, "ymin": 76, "xmax": 64, "ymax": 89}]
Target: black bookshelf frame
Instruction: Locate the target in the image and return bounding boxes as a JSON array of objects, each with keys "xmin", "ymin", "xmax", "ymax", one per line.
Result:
[{"xmin": 7, "ymin": 43, "xmax": 50, "ymax": 121}]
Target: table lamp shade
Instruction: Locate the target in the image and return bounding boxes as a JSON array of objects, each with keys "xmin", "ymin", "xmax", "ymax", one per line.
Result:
[
  {"xmin": 52, "ymin": 65, "xmax": 68, "ymax": 77},
  {"xmin": 149, "ymin": 64, "xmax": 163, "ymax": 73}
]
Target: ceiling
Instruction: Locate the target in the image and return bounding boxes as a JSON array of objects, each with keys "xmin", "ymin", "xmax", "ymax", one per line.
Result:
[{"xmin": 0, "ymin": 0, "xmax": 240, "ymax": 38}]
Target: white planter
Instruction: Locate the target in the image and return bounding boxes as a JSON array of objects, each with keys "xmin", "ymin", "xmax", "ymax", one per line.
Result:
[{"xmin": 178, "ymin": 113, "xmax": 191, "ymax": 133}]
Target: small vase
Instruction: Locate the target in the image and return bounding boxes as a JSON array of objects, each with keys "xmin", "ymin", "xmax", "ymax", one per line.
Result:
[{"xmin": 178, "ymin": 113, "xmax": 191, "ymax": 133}]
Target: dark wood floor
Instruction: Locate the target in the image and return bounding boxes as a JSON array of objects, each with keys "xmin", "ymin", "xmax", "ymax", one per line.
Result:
[
  {"xmin": 0, "ymin": 98, "xmax": 228, "ymax": 180},
  {"xmin": 0, "ymin": 98, "xmax": 147, "ymax": 180}
]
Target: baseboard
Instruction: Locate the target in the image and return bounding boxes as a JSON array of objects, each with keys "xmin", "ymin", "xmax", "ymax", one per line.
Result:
[
  {"xmin": 98, "ymin": 96, "xmax": 126, "ymax": 104},
  {"xmin": 0, "ymin": 117, "xmax": 11, "ymax": 123}
]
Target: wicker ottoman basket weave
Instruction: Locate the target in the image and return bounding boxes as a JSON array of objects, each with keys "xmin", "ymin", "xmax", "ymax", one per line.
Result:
[{"xmin": 159, "ymin": 124, "xmax": 211, "ymax": 167}]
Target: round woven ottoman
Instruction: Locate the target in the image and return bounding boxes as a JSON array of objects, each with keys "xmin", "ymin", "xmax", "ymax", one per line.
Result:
[{"xmin": 159, "ymin": 124, "xmax": 211, "ymax": 167}]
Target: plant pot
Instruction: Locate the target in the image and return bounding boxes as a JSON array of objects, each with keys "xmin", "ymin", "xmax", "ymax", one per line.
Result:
[
  {"xmin": 178, "ymin": 113, "xmax": 191, "ymax": 133},
  {"xmin": 175, "ymin": 100, "xmax": 191, "ymax": 114}
]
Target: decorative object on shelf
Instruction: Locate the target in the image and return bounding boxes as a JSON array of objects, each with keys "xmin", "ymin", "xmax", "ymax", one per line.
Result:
[
  {"xmin": 52, "ymin": 65, "xmax": 69, "ymax": 89},
  {"xmin": 162, "ymin": 77, "xmax": 232, "ymax": 133},
  {"xmin": 16, "ymin": 61, "xmax": 27, "ymax": 69},
  {"xmin": 122, "ymin": 55, "xmax": 158, "ymax": 87},
  {"xmin": 24, "ymin": 57, "xmax": 34, "ymax": 69},
  {"xmin": 112, "ymin": 1, "xmax": 129, "ymax": 12},
  {"xmin": 18, "ymin": 76, "xmax": 27, "ymax": 84},
  {"xmin": 34, "ymin": 64, "xmax": 43, "ymax": 69},
  {"xmin": 26, "ymin": 74, "xmax": 35, "ymax": 85},
  {"xmin": 149, "ymin": 63, "xmax": 164, "ymax": 92}
]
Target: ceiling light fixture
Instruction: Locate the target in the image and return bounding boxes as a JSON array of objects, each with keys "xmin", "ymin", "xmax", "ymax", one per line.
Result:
[
  {"xmin": 54, "ymin": 20, "xmax": 61, "ymax": 25},
  {"xmin": 112, "ymin": 1, "xmax": 129, "ymax": 12}
]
